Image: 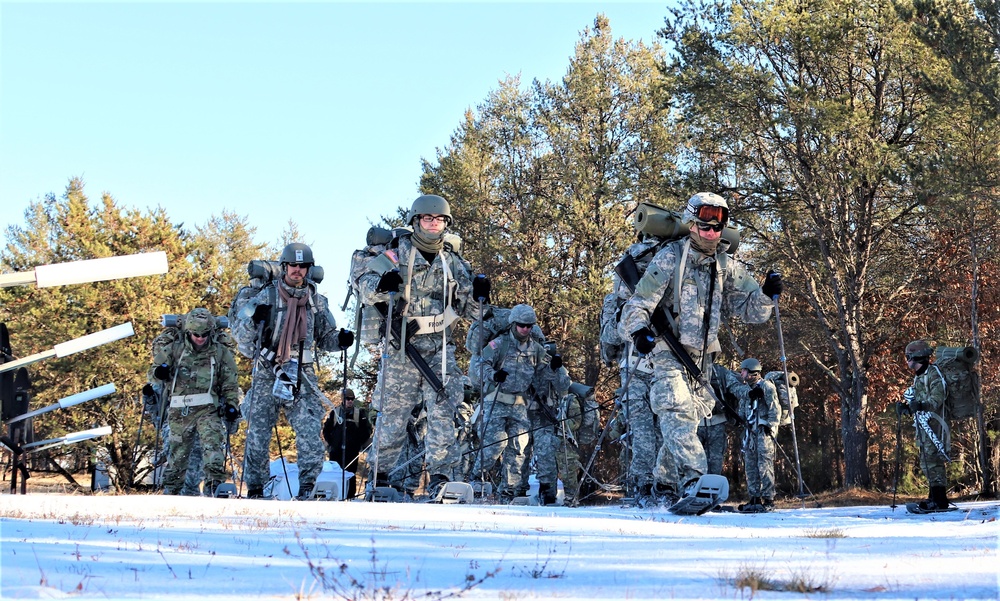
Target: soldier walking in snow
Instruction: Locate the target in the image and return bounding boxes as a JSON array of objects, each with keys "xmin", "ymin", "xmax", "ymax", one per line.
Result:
[{"xmin": 619, "ymin": 192, "xmax": 779, "ymax": 504}]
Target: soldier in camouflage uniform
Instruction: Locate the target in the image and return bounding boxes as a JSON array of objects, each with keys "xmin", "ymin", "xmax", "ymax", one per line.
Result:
[
  {"xmin": 143, "ymin": 381, "xmax": 204, "ymax": 495},
  {"xmin": 601, "ymin": 236, "xmax": 668, "ymax": 503},
  {"xmin": 149, "ymin": 308, "xmax": 241, "ymax": 496},
  {"xmin": 899, "ymin": 340, "xmax": 951, "ymax": 511},
  {"xmin": 700, "ymin": 363, "xmax": 745, "ymax": 477},
  {"xmin": 620, "ymin": 192, "xmax": 780, "ymax": 502},
  {"xmin": 522, "ymin": 337, "xmax": 571, "ymax": 505},
  {"xmin": 473, "ymin": 304, "xmax": 564, "ymax": 502},
  {"xmin": 232, "ymin": 243, "xmax": 351, "ymax": 499},
  {"xmin": 737, "ymin": 358, "xmax": 779, "ymax": 509},
  {"xmin": 359, "ymin": 195, "xmax": 489, "ymax": 497},
  {"xmin": 555, "ymin": 383, "xmax": 596, "ymax": 505}
]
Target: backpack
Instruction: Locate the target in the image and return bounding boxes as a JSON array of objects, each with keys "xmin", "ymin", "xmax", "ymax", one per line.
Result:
[
  {"xmin": 227, "ymin": 259, "xmax": 324, "ymax": 359},
  {"xmin": 934, "ymin": 346, "xmax": 981, "ymax": 420},
  {"xmin": 343, "ymin": 226, "xmax": 410, "ymax": 349},
  {"xmin": 764, "ymin": 370, "xmax": 799, "ymax": 426},
  {"xmin": 568, "ymin": 382, "xmax": 600, "ymax": 445}
]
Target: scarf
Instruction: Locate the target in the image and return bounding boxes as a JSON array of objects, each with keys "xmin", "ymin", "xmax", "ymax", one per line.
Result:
[
  {"xmin": 411, "ymin": 224, "xmax": 444, "ymax": 254},
  {"xmin": 276, "ymin": 281, "xmax": 310, "ymax": 365}
]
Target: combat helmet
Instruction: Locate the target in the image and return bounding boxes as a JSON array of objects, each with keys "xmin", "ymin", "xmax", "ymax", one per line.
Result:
[
  {"xmin": 684, "ymin": 192, "xmax": 729, "ymax": 226},
  {"xmin": 740, "ymin": 358, "xmax": 762, "ymax": 373},
  {"xmin": 509, "ymin": 304, "xmax": 538, "ymax": 326},
  {"xmin": 905, "ymin": 340, "xmax": 933, "ymax": 360},
  {"xmin": 184, "ymin": 308, "xmax": 216, "ymax": 336},
  {"xmin": 407, "ymin": 194, "xmax": 452, "ymax": 226},
  {"xmin": 279, "ymin": 243, "xmax": 314, "ymax": 267}
]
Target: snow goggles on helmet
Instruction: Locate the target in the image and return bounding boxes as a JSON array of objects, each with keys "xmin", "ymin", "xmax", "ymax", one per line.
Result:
[{"xmin": 693, "ymin": 204, "xmax": 728, "ymax": 224}]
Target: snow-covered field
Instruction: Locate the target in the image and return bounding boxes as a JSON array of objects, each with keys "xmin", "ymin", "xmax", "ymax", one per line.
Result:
[{"xmin": 1, "ymin": 493, "xmax": 997, "ymax": 600}]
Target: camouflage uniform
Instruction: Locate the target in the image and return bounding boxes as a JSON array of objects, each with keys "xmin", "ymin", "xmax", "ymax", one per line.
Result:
[
  {"xmin": 910, "ymin": 364, "xmax": 948, "ymax": 489},
  {"xmin": 740, "ymin": 377, "xmax": 779, "ymax": 501},
  {"xmin": 359, "ymin": 233, "xmax": 475, "ymax": 488},
  {"xmin": 149, "ymin": 320, "xmax": 240, "ymax": 496},
  {"xmin": 474, "ymin": 329, "xmax": 560, "ymax": 498},
  {"xmin": 555, "ymin": 385, "xmax": 596, "ymax": 505},
  {"xmin": 601, "ymin": 240, "xmax": 667, "ymax": 497},
  {"xmin": 699, "ymin": 364, "xmax": 745, "ymax": 476},
  {"xmin": 619, "ymin": 237, "xmax": 773, "ymax": 493},
  {"xmin": 232, "ymin": 277, "xmax": 340, "ymax": 498},
  {"xmin": 523, "ymin": 363, "xmax": 571, "ymax": 502}
]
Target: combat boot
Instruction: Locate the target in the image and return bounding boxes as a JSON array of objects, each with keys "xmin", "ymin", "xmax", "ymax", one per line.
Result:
[
  {"xmin": 538, "ymin": 482, "xmax": 557, "ymax": 506},
  {"xmin": 427, "ymin": 474, "xmax": 450, "ymax": 499},
  {"xmin": 246, "ymin": 487, "xmax": 266, "ymax": 499}
]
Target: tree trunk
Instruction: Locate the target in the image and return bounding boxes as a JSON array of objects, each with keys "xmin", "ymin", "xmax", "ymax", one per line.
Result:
[{"xmin": 841, "ymin": 376, "xmax": 872, "ymax": 488}]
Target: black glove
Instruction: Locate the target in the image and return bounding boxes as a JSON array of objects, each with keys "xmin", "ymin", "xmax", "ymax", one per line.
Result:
[
  {"xmin": 141, "ymin": 383, "xmax": 158, "ymax": 406},
  {"xmin": 749, "ymin": 387, "xmax": 765, "ymax": 402},
  {"xmin": 631, "ymin": 327, "xmax": 656, "ymax": 355},
  {"xmin": 550, "ymin": 354, "xmax": 563, "ymax": 370},
  {"xmin": 152, "ymin": 364, "xmax": 170, "ymax": 381},
  {"xmin": 492, "ymin": 368, "xmax": 509, "ymax": 383},
  {"xmin": 376, "ymin": 270, "xmax": 403, "ymax": 294},
  {"xmin": 896, "ymin": 401, "xmax": 912, "ymax": 417},
  {"xmin": 472, "ymin": 274, "xmax": 491, "ymax": 303},
  {"xmin": 252, "ymin": 304, "xmax": 272, "ymax": 326},
  {"xmin": 762, "ymin": 270, "xmax": 783, "ymax": 298},
  {"xmin": 220, "ymin": 403, "xmax": 241, "ymax": 423},
  {"xmin": 761, "ymin": 425, "xmax": 773, "ymax": 436},
  {"xmin": 336, "ymin": 328, "xmax": 355, "ymax": 350}
]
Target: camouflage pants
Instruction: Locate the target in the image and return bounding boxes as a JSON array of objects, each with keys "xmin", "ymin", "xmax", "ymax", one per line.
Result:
[
  {"xmin": 244, "ymin": 363, "xmax": 327, "ymax": 492},
  {"xmin": 555, "ymin": 436, "xmax": 581, "ymax": 502},
  {"xmin": 697, "ymin": 420, "xmax": 728, "ymax": 476},
  {"xmin": 649, "ymin": 352, "xmax": 714, "ymax": 491},
  {"xmin": 368, "ymin": 342, "xmax": 462, "ymax": 480},
  {"xmin": 474, "ymin": 397, "xmax": 529, "ymax": 495},
  {"xmin": 623, "ymin": 370, "xmax": 662, "ymax": 490},
  {"xmin": 527, "ymin": 407, "xmax": 559, "ymax": 487},
  {"xmin": 156, "ymin": 419, "xmax": 205, "ymax": 495},
  {"xmin": 163, "ymin": 404, "xmax": 227, "ymax": 495},
  {"xmin": 743, "ymin": 428, "xmax": 775, "ymax": 499},
  {"xmin": 915, "ymin": 422, "xmax": 947, "ymax": 488}
]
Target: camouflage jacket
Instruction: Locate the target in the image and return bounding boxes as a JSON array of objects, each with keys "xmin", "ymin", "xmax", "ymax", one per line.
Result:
[
  {"xmin": 148, "ymin": 329, "xmax": 240, "ymax": 407},
  {"xmin": 231, "ymin": 278, "xmax": 339, "ymax": 362},
  {"xmin": 739, "ymin": 378, "xmax": 780, "ymax": 430},
  {"xmin": 620, "ymin": 237, "xmax": 773, "ymax": 362},
  {"xmin": 481, "ymin": 331, "xmax": 569, "ymax": 403},
  {"xmin": 912, "ymin": 364, "xmax": 947, "ymax": 414}
]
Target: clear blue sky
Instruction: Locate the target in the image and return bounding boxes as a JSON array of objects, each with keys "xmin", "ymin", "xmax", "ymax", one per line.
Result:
[{"xmin": 1, "ymin": 1, "xmax": 672, "ymax": 325}]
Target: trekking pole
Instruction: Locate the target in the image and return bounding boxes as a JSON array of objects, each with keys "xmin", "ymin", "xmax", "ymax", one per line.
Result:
[
  {"xmin": 475, "ymin": 297, "xmax": 489, "ymax": 498},
  {"xmin": 891, "ymin": 409, "xmax": 903, "ymax": 510},
  {"xmin": 340, "ymin": 346, "xmax": 349, "ymax": 501},
  {"xmin": 368, "ymin": 289, "xmax": 395, "ymax": 499},
  {"xmin": 772, "ymin": 293, "xmax": 806, "ymax": 505}
]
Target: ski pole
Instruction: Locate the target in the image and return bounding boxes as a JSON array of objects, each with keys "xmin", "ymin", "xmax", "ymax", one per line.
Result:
[
  {"xmin": 891, "ymin": 408, "xmax": 903, "ymax": 510},
  {"xmin": 340, "ymin": 347, "xmax": 349, "ymax": 501},
  {"xmin": 772, "ymin": 292, "xmax": 806, "ymax": 505},
  {"xmin": 476, "ymin": 297, "xmax": 487, "ymax": 498},
  {"xmin": 368, "ymin": 289, "xmax": 395, "ymax": 499}
]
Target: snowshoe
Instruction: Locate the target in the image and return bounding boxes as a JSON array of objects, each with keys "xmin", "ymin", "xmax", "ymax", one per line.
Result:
[
  {"xmin": 905, "ymin": 502, "xmax": 957, "ymax": 514},
  {"xmin": 213, "ymin": 483, "xmax": 238, "ymax": 498},
  {"xmin": 434, "ymin": 481, "xmax": 475, "ymax": 504},
  {"xmin": 310, "ymin": 480, "xmax": 341, "ymax": 501},
  {"xmin": 667, "ymin": 474, "xmax": 729, "ymax": 516}
]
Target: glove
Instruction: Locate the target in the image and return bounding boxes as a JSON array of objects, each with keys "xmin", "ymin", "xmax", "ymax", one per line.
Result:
[
  {"xmin": 141, "ymin": 383, "xmax": 158, "ymax": 406},
  {"xmin": 376, "ymin": 270, "xmax": 403, "ymax": 294},
  {"xmin": 550, "ymin": 354, "xmax": 563, "ymax": 370},
  {"xmin": 761, "ymin": 425, "xmax": 773, "ymax": 437},
  {"xmin": 152, "ymin": 364, "xmax": 170, "ymax": 381},
  {"xmin": 336, "ymin": 328, "xmax": 355, "ymax": 350},
  {"xmin": 895, "ymin": 401, "xmax": 912, "ymax": 417},
  {"xmin": 631, "ymin": 327, "xmax": 656, "ymax": 355},
  {"xmin": 219, "ymin": 403, "xmax": 241, "ymax": 423},
  {"xmin": 492, "ymin": 368, "xmax": 509, "ymax": 383},
  {"xmin": 762, "ymin": 270, "xmax": 783, "ymax": 298},
  {"xmin": 251, "ymin": 304, "xmax": 272, "ymax": 326},
  {"xmin": 749, "ymin": 387, "xmax": 765, "ymax": 402},
  {"xmin": 472, "ymin": 274, "xmax": 491, "ymax": 303}
]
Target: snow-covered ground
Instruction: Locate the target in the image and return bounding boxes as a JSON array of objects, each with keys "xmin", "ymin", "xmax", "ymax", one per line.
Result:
[{"xmin": 1, "ymin": 493, "xmax": 997, "ymax": 600}]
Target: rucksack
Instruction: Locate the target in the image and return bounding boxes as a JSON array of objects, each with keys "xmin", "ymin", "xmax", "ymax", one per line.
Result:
[
  {"xmin": 764, "ymin": 370, "xmax": 799, "ymax": 426},
  {"xmin": 227, "ymin": 259, "xmax": 324, "ymax": 359},
  {"xmin": 568, "ymin": 382, "xmax": 599, "ymax": 446},
  {"xmin": 343, "ymin": 226, "xmax": 410, "ymax": 349},
  {"xmin": 934, "ymin": 346, "xmax": 981, "ymax": 420}
]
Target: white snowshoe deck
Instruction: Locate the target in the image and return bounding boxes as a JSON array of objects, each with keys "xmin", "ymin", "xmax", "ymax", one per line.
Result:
[{"xmin": 668, "ymin": 474, "xmax": 729, "ymax": 516}]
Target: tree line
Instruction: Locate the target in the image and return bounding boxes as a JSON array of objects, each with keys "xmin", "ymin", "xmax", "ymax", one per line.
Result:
[{"xmin": 2, "ymin": 0, "xmax": 997, "ymax": 498}]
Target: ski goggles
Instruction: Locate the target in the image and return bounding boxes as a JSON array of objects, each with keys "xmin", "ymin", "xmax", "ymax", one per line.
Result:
[{"xmin": 692, "ymin": 204, "xmax": 729, "ymax": 225}]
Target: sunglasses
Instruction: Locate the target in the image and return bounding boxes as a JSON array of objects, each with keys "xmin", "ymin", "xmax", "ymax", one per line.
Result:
[
  {"xmin": 696, "ymin": 222, "xmax": 725, "ymax": 232},
  {"xmin": 514, "ymin": 322, "xmax": 533, "ymax": 329},
  {"xmin": 287, "ymin": 262, "xmax": 312, "ymax": 268}
]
